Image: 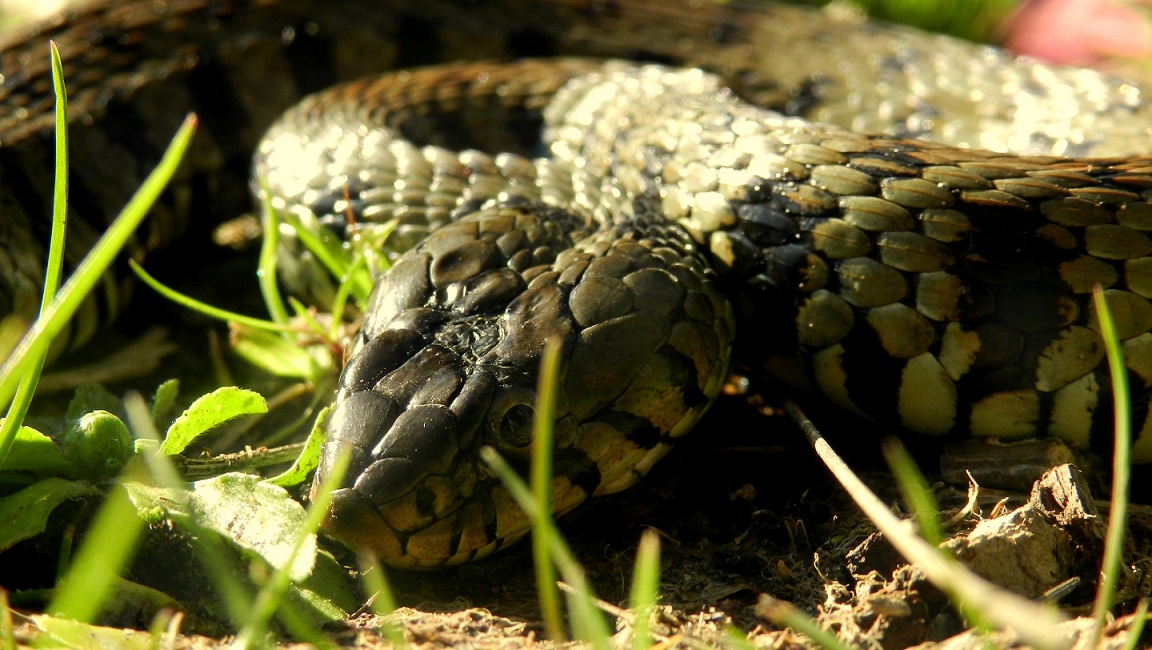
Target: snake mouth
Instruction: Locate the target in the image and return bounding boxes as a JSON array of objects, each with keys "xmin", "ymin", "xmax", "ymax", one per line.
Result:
[
  {"xmin": 318, "ymin": 456, "xmax": 519, "ymax": 569},
  {"xmin": 317, "ymin": 442, "xmax": 596, "ymax": 569},
  {"xmin": 313, "ymin": 319, "xmax": 607, "ymax": 568}
]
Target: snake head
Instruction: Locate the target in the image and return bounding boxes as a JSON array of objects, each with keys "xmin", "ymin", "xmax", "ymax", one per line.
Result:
[{"xmin": 312, "ymin": 199, "xmax": 733, "ymax": 568}]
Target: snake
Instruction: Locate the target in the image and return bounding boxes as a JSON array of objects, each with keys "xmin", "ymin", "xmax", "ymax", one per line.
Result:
[{"xmin": 3, "ymin": 0, "xmax": 1152, "ymax": 568}]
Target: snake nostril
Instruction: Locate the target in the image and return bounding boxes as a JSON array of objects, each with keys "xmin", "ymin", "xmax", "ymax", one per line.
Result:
[{"xmin": 414, "ymin": 486, "xmax": 438, "ymax": 517}]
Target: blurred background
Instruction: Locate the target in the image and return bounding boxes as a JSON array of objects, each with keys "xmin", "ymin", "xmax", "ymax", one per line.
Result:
[{"xmin": 2, "ymin": 0, "xmax": 1152, "ymax": 71}]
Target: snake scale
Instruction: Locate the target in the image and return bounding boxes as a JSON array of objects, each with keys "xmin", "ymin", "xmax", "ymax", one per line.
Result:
[{"xmin": 3, "ymin": 0, "xmax": 1152, "ymax": 567}]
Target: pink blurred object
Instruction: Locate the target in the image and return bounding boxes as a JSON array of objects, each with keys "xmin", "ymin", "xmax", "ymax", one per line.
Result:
[{"xmin": 1004, "ymin": 0, "xmax": 1152, "ymax": 64}]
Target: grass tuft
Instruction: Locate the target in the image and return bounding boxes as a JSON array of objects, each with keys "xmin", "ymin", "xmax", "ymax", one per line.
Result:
[
  {"xmin": 1090, "ymin": 284, "xmax": 1133, "ymax": 645},
  {"xmin": 531, "ymin": 338, "xmax": 564, "ymax": 641},
  {"xmin": 0, "ymin": 41, "xmax": 71, "ymax": 469},
  {"xmin": 47, "ymin": 480, "xmax": 144, "ymax": 622},
  {"xmin": 627, "ymin": 529, "xmax": 660, "ymax": 650},
  {"xmin": 0, "ymin": 111, "xmax": 197, "ymax": 429}
]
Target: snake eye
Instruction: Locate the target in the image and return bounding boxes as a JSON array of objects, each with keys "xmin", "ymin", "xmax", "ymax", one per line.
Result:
[
  {"xmin": 488, "ymin": 390, "xmax": 537, "ymax": 450},
  {"xmin": 498, "ymin": 404, "xmax": 535, "ymax": 448}
]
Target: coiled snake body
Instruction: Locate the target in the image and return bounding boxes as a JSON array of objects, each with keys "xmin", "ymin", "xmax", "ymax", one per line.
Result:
[{"xmin": 3, "ymin": 0, "xmax": 1152, "ymax": 567}]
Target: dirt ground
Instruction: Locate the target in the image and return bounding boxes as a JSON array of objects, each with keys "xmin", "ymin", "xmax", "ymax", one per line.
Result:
[{"xmin": 14, "ymin": 382, "xmax": 1151, "ymax": 648}]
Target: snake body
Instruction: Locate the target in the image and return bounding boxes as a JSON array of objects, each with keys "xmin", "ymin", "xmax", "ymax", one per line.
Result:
[{"xmin": 4, "ymin": 0, "xmax": 1152, "ymax": 567}]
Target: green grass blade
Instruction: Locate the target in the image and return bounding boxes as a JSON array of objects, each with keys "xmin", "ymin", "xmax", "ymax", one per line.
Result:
[
  {"xmin": 0, "ymin": 114, "xmax": 197, "ymax": 422},
  {"xmin": 1090, "ymin": 285, "xmax": 1132, "ymax": 644},
  {"xmin": 884, "ymin": 438, "xmax": 996, "ymax": 631},
  {"xmin": 129, "ymin": 260, "xmax": 296, "ymax": 333},
  {"xmin": 48, "ymin": 480, "xmax": 145, "ymax": 622},
  {"xmin": 359, "ymin": 554, "xmax": 407, "ymax": 649},
  {"xmin": 628, "ymin": 529, "xmax": 660, "ymax": 650},
  {"xmin": 531, "ymin": 338, "xmax": 563, "ymax": 642},
  {"xmin": 256, "ymin": 186, "xmax": 290, "ymax": 326},
  {"xmin": 1119, "ymin": 598, "xmax": 1147, "ymax": 650},
  {"xmin": 882, "ymin": 439, "xmax": 944, "ymax": 545},
  {"xmin": 479, "ymin": 446, "xmax": 611, "ymax": 648},
  {"xmin": 286, "ymin": 217, "xmax": 374, "ymax": 305},
  {"xmin": 0, "ymin": 42, "xmax": 71, "ymax": 469},
  {"xmin": 755, "ymin": 595, "xmax": 854, "ymax": 650},
  {"xmin": 46, "ymin": 40, "xmax": 69, "ymax": 308}
]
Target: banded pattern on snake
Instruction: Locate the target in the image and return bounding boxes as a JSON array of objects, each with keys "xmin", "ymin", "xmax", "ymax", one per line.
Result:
[{"xmin": 2, "ymin": 0, "xmax": 1152, "ymax": 567}]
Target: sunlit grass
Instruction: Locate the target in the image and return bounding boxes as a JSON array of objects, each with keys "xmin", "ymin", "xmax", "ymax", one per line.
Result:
[
  {"xmin": 481, "ymin": 339, "xmax": 614, "ymax": 645},
  {"xmin": 529, "ymin": 338, "xmax": 564, "ymax": 641},
  {"xmin": 627, "ymin": 529, "xmax": 660, "ymax": 650},
  {"xmin": 129, "ymin": 260, "xmax": 299, "ymax": 334},
  {"xmin": 358, "ymin": 553, "xmax": 407, "ymax": 648},
  {"xmin": 1090, "ymin": 284, "xmax": 1133, "ymax": 646},
  {"xmin": 0, "ymin": 42, "xmax": 69, "ymax": 471},
  {"xmin": 755, "ymin": 595, "xmax": 853, "ymax": 650},
  {"xmin": 1, "ymin": 48, "xmax": 186, "ymax": 631},
  {"xmin": 0, "ymin": 105, "xmax": 197, "ymax": 453},
  {"xmin": 0, "ymin": 44, "xmax": 352, "ymax": 644},
  {"xmin": 47, "ymin": 481, "xmax": 144, "ymax": 622}
]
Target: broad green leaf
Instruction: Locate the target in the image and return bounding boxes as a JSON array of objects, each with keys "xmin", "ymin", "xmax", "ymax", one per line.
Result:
[
  {"xmin": 0, "ymin": 478, "xmax": 100, "ymax": 552},
  {"xmin": 28, "ymin": 615, "xmax": 155, "ymax": 650},
  {"xmin": 285, "ymin": 548, "xmax": 356, "ymax": 623},
  {"xmin": 0, "ymin": 423, "xmax": 80, "ymax": 477},
  {"xmin": 190, "ymin": 473, "xmax": 315, "ymax": 581},
  {"xmin": 160, "ymin": 387, "xmax": 267, "ymax": 455},
  {"xmin": 124, "ymin": 472, "xmax": 317, "ymax": 582},
  {"xmin": 265, "ymin": 405, "xmax": 331, "ymax": 488}
]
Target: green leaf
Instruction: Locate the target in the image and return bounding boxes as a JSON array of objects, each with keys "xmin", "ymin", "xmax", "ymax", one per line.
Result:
[
  {"xmin": 231, "ymin": 325, "xmax": 321, "ymax": 379},
  {"xmin": 0, "ymin": 478, "xmax": 100, "ymax": 552},
  {"xmin": 64, "ymin": 383, "xmax": 122, "ymax": 422},
  {"xmin": 0, "ymin": 423, "xmax": 80, "ymax": 478},
  {"xmin": 265, "ymin": 405, "xmax": 331, "ymax": 488},
  {"xmin": 285, "ymin": 548, "xmax": 356, "ymax": 623},
  {"xmin": 151, "ymin": 379, "xmax": 181, "ymax": 429},
  {"xmin": 27, "ymin": 615, "xmax": 155, "ymax": 650},
  {"xmin": 160, "ymin": 387, "xmax": 268, "ymax": 455},
  {"xmin": 124, "ymin": 472, "xmax": 319, "ymax": 582},
  {"xmin": 189, "ymin": 473, "xmax": 315, "ymax": 581},
  {"xmin": 121, "ymin": 480, "xmax": 191, "ymax": 525}
]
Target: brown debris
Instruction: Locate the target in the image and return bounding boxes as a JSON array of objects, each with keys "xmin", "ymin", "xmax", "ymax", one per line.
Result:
[{"xmin": 812, "ymin": 464, "xmax": 1143, "ymax": 649}]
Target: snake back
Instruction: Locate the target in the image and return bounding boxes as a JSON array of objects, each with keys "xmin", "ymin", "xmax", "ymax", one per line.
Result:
[{"xmin": 250, "ymin": 59, "xmax": 1152, "ymax": 566}]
